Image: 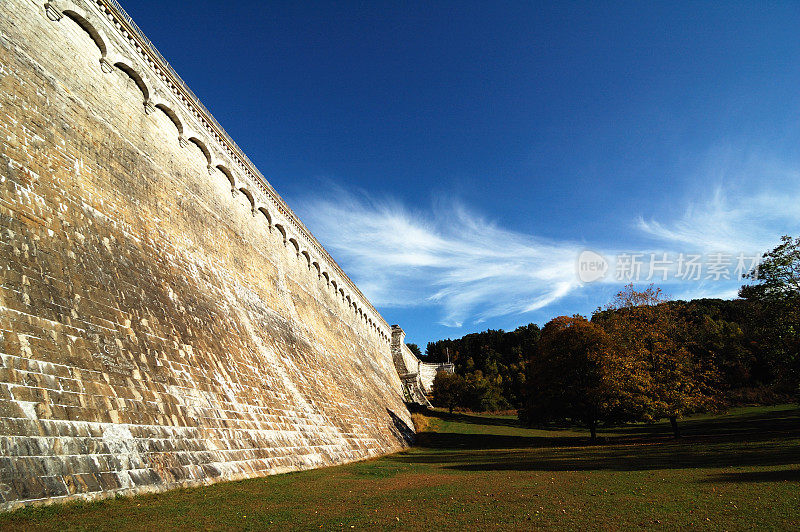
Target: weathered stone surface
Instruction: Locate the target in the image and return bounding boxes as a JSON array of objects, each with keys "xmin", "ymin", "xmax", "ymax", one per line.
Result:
[{"xmin": 0, "ymin": 0, "xmax": 413, "ymax": 510}]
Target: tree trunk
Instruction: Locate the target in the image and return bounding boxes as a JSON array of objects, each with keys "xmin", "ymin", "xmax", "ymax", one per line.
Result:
[{"xmin": 669, "ymin": 416, "xmax": 680, "ymax": 439}]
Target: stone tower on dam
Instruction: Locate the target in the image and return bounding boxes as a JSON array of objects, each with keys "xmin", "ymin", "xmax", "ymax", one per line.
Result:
[{"xmin": 0, "ymin": 0, "xmax": 423, "ymax": 509}]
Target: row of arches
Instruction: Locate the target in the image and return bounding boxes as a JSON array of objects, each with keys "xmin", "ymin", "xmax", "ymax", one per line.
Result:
[
  {"xmin": 44, "ymin": 0, "xmax": 391, "ymax": 343},
  {"xmin": 274, "ymin": 223, "xmax": 388, "ymax": 341},
  {"xmin": 47, "ymin": 3, "xmax": 157, "ymax": 114}
]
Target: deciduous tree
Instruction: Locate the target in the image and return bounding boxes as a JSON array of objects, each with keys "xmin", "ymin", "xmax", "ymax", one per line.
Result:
[
  {"xmin": 432, "ymin": 372, "xmax": 466, "ymax": 414},
  {"xmin": 740, "ymin": 235, "xmax": 800, "ymax": 302},
  {"xmin": 740, "ymin": 235, "xmax": 800, "ymax": 396},
  {"xmin": 523, "ymin": 315, "xmax": 637, "ymax": 442},
  {"xmin": 595, "ymin": 285, "xmax": 719, "ymax": 437}
]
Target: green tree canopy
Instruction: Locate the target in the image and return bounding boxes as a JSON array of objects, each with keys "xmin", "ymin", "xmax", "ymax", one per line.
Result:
[
  {"xmin": 405, "ymin": 343, "xmax": 422, "ymax": 357},
  {"xmin": 740, "ymin": 235, "xmax": 800, "ymax": 302},
  {"xmin": 432, "ymin": 372, "xmax": 467, "ymax": 414},
  {"xmin": 426, "ymin": 324, "xmax": 540, "ymax": 410},
  {"xmin": 739, "ymin": 235, "xmax": 800, "ymax": 396}
]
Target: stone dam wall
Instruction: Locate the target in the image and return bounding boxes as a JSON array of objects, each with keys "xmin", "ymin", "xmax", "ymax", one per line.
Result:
[{"xmin": 0, "ymin": 0, "xmax": 415, "ymax": 510}]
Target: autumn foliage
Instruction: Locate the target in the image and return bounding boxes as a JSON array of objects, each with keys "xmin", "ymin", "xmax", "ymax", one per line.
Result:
[
  {"xmin": 522, "ymin": 285, "xmax": 719, "ymax": 439},
  {"xmin": 432, "ymin": 236, "xmax": 799, "ymax": 434},
  {"xmin": 524, "ymin": 316, "xmax": 638, "ymax": 440},
  {"xmin": 595, "ymin": 285, "xmax": 720, "ymax": 436}
]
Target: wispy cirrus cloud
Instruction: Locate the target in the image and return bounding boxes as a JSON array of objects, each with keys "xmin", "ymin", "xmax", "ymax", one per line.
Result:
[
  {"xmin": 633, "ymin": 176, "xmax": 800, "ymax": 301},
  {"xmin": 298, "ymin": 188, "xmax": 582, "ymax": 327},
  {"xmin": 638, "ymin": 151, "xmax": 800, "ymax": 254},
  {"xmin": 638, "ymin": 186, "xmax": 800, "ymax": 255},
  {"xmin": 297, "ymin": 153, "xmax": 800, "ymax": 327}
]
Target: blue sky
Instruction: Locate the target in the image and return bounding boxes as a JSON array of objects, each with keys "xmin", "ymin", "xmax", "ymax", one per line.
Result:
[{"xmin": 124, "ymin": 1, "xmax": 800, "ymax": 348}]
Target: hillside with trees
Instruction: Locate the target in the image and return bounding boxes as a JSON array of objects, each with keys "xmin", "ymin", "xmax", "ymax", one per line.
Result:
[
  {"xmin": 426, "ymin": 324, "xmax": 540, "ymax": 411},
  {"xmin": 428, "ymin": 235, "xmax": 800, "ymax": 435}
]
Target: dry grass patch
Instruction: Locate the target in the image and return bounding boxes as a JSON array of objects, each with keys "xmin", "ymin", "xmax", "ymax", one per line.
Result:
[{"xmin": 410, "ymin": 411, "xmax": 432, "ymax": 433}]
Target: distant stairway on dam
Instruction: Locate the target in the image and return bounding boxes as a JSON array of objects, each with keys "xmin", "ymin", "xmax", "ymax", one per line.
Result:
[{"xmin": 390, "ymin": 326, "xmax": 455, "ymax": 407}]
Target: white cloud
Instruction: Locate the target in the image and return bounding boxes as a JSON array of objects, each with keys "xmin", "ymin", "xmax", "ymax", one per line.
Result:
[
  {"xmin": 296, "ymin": 153, "xmax": 800, "ymax": 326},
  {"xmin": 636, "ymin": 185, "xmax": 800, "ymax": 255},
  {"xmin": 297, "ymin": 188, "xmax": 583, "ymax": 327},
  {"xmin": 637, "ymin": 154, "xmax": 800, "ymax": 255}
]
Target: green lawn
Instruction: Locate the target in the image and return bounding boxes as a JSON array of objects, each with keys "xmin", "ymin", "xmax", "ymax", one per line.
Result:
[{"xmin": 2, "ymin": 405, "xmax": 799, "ymax": 530}]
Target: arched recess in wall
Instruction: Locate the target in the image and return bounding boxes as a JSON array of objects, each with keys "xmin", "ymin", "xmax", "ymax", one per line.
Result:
[
  {"xmin": 288, "ymin": 238, "xmax": 300, "ymax": 257},
  {"xmin": 216, "ymin": 164, "xmax": 236, "ymax": 192},
  {"xmin": 257, "ymin": 207, "xmax": 272, "ymax": 229},
  {"xmin": 60, "ymin": 9, "xmax": 111, "ymax": 71},
  {"xmin": 238, "ymin": 187, "xmax": 255, "ymax": 213},
  {"xmin": 188, "ymin": 137, "xmax": 212, "ymax": 172},
  {"xmin": 321, "ymin": 271, "xmax": 330, "ymax": 285},
  {"xmin": 330, "ymin": 279, "xmax": 338, "ymax": 292},
  {"xmin": 114, "ymin": 61, "xmax": 151, "ymax": 110},
  {"xmin": 312, "ymin": 261, "xmax": 321, "ymax": 277},
  {"xmin": 47, "ymin": 1, "xmax": 385, "ymax": 342},
  {"xmin": 274, "ymin": 223, "xmax": 287, "ymax": 244},
  {"xmin": 154, "ymin": 103, "xmax": 184, "ymax": 141}
]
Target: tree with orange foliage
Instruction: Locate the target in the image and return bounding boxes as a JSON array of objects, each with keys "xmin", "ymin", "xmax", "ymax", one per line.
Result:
[
  {"xmin": 523, "ymin": 315, "xmax": 643, "ymax": 442},
  {"xmin": 594, "ymin": 284, "xmax": 719, "ymax": 438}
]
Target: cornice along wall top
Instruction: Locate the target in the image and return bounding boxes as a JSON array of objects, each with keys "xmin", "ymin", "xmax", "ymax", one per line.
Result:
[{"xmin": 42, "ymin": 0, "xmax": 392, "ymax": 342}]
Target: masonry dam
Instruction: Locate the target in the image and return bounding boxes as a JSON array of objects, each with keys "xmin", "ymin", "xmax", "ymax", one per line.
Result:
[{"xmin": 0, "ymin": 0, "xmax": 451, "ymax": 510}]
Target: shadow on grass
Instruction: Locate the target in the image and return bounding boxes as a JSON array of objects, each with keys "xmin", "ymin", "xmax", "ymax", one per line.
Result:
[
  {"xmin": 425, "ymin": 410, "xmax": 523, "ymax": 429},
  {"xmin": 397, "ymin": 440, "xmax": 800, "ymax": 473},
  {"xmin": 422, "ymin": 405, "xmax": 800, "ymax": 445},
  {"xmin": 393, "ymin": 406, "xmax": 800, "ymax": 478},
  {"xmin": 702, "ymin": 469, "xmax": 800, "ymax": 483},
  {"xmin": 611, "ymin": 408, "xmax": 800, "ymax": 441}
]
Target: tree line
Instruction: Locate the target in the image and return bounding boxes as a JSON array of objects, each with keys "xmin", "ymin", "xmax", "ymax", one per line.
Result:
[{"xmin": 429, "ymin": 236, "xmax": 800, "ymax": 440}]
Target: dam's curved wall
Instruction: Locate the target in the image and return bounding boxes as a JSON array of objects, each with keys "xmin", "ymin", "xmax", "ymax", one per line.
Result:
[{"xmin": 0, "ymin": 0, "xmax": 412, "ymax": 510}]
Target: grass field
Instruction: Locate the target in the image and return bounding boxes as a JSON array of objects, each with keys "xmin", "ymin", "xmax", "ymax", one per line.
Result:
[{"xmin": 2, "ymin": 405, "xmax": 798, "ymax": 530}]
